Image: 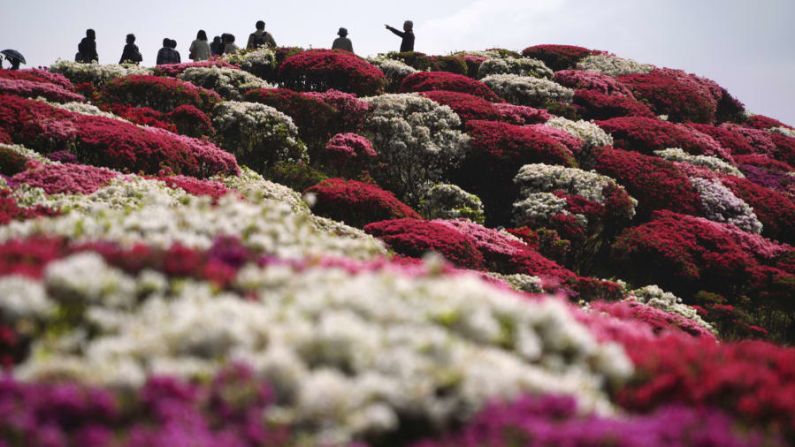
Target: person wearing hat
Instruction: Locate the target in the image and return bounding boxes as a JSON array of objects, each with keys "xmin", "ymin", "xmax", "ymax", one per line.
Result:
[{"xmin": 332, "ymin": 28, "xmax": 354, "ymax": 53}]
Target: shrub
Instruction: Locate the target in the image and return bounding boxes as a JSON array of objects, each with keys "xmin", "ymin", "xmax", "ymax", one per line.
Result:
[
  {"xmin": 211, "ymin": 101, "xmax": 307, "ymax": 173},
  {"xmin": 481, "ymin": 74, "xmax": 573, "ymax": 107},
  {"xmin": 418, "ymin": 183, "xmax": 485, "ymax": 223},
  {"xmin": 0, "ymin": 68, "xmax": 74, "ymax": 90},
  {"xmin": 654, "ymin": 148, "xmax": 743, "ymax": 176},
  {"xmin": 0, "ymin": 144, "xmax": 36, "ymax": 175},
  {"xmin": 477, "ymin": 57, "xmax": 554, "ymax": 79},
  {"xmin": 362, "ymin": 94, "xmax": 469, "ymax": 203},
  {"xmin": 553, "ymin": 69, "xmax": 634, "ymax": 96},
  {"xmin": 618, "ymin": 69, "xmax": 718, "ymax": 123},
  {"xmin": 364, "ymin": 218, "xmax": 486, "ymax": 269},
  {"xmin": 573, "ymin": 89, "xmax": 656, "ymax": 120},
  {"xmin": 545, "ymin": 117, "xmax": 614, "ymax": 149},
  {"xmin": 689, "ymin": 177, "xmax": 762, "ymax": 234},
  {"xmin": 303, "ymin": 89, "xmax": 370, "ymax": 133},
  {"xmin": 420, "ymin": 90, "xmax": 549, "ymax": 125},
  {"xmin": 771, "ymin": 133, "xmax": 795, "ymax": 167},
  {"xmin": 268, "ymin": 161, "xmax": 328, "ymax": 192},
  {"xmin": 151, "ymin": 59, "xmax": 239, "ymax": 77},
  {"xmin": 454, "ymin": 120, "xmax": 575, "ymax": 225},
  {"xmin": 49, "ymin": 60, "xmax": 151, "ymax": 86},
  {"xmin": 366, "ymin": 56, "xmax": 417, "ymax": 90},
  {"xmin": 427, "ymin": 55, "xmax": 469, "ymax": 75},
  {"xmin": 594, "ymin": 147, "xmax": 702, "ymax": 217},
  {"xmin": 745, "ymin": 114, "xmax": 792, "ymax": 130},
  {"xmin": 11, "ymin": 162, "xmax": 118, "ymax": 195},
  {"xmin": 686, "ymin": 123, "xmax": 756, "ymax": 156},
  {"xmin": 597, "ymin": 117, "xmax": 728, "ymax": 159},
  {"xmin": 0, "ymin": 78, "xmax": 84, "ymax": 103},
  {"xmin": 400, "ymin": 71, "xmax": 502, "ymax": 102},
  {"xmin": 156, "ymin": 175, "xmax": 229, "ymax": 200},
  {"xmin": 279, "ymin": 49, "xmax": 386, "ymax": 96},
  {"xmin": 381, "ymin": 51, "xmax": 435, "ymax": 71},
  {"xmin": 178, "ymin": 66, "xmax": 270, "ymax": 100},
  {"xmin": 577, "ymin": 54, "xmax": 654, "ymax": 76},
  {"xmin": 222, "ymin": 47, "xmax": 277, "ymax": 81},
  {"xmin": 104, "ymin": 104, "xmax": 177, "ymax": 132},
  {"xmin": 521, "ymin": 44, "xmax": 600, "ymax": 71},
  {"xmin": 167, "ymin": 104, "xmax": 215, "ymax": 138},
  {"xmin": 244, "ymin": 88, "xmax": 338, "ymax": 148},
  {"xmin": 525, "ymin": 124, "xmax": 585, "ymax": 155},
  {"xmin": 306, "ymin": 178, "xmax": 421, "ymax": 228},
  {"xmin": 721, "ymin": 175, "xmax": 795, "ymax": 244},
  {"xmin": 98, "ymin": 75, "xmax": 221, "ymax": 113}
]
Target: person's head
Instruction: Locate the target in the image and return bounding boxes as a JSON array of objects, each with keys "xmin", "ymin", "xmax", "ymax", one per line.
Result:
[
  {"xmin": 86, "ymin": 29, "xmax": 96, "ymax": 39},
  {"xmin": 169, "ymin": 39, "xmax": 177, "ymax": 49},
  {"xmin": 162, "ymin": 38, "xmax": 170, "ymax": 48},
  {"xmin": 256, "ymin": 20, "xmax": 265, "ymax": 31},
  {"xmin": 197, "ymin": 30, "xmax": 207, "ymax": 41},
  {"xmin": 338, "ymin": 27, "xmax": 348, "ymax": 37},
  {"xmin": 228, "ymin": 34, "xmax": 236, "ymax": 43},
  {"xmin": 213, "ymin": 35, "xmax": 221, "ymax": 44},
  {"xmin": 403, "ymin": 20, "xmax": 413, "ymax": 32},
  {"xmin": 126, "ymin": 34, "xmax": 135, "ymax": 44}
]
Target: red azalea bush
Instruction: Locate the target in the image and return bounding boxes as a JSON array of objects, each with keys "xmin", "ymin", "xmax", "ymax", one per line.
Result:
[
  {"xmin": 553, "ymin": 69, "xmax": 634, "ymax": 96},
  {"xmin": 619, "ymin": 336, "xmax": 795, "ymax": 435},
  {"xmin": 306, "ymin": 178, "xmax": 420, "ymax": 228},
  {"xmin": 364, "ymin": 218, "xmax": 486, "ymax": 270},
  {"xmin": 303, "ymin": 89, "xmax": 370, "ymax": 133},
  {"xmin": 454, "ymin": 120, "xmax": 576, "ymax": 225},
  {"xmin": 244, "ymin": 88, "xmax": 338, "ymax": 145},
  {"xmin": 0, "ymin": 78, "xmax": 85, "ymax": 103},
  {"xmin": 279, "ymin": 49, "xmax": 386, "ymax": 96},
  {"xmin": 745, "ymin": 114, "xmax": 793, "ymax": 131},
  {"xmin": 597, "ymin": 116, "xmax": 729, "ymax": 159},
  {"xmin": 400, "ymin": 72, "xmax": 502, "ymax": 102},
  {"xmin": 167, "ymin": 104, "xmax": 215, "ymax": 138},
  {"xmin": 0, "ymin": 189, "xmax": 59, "ymax": 225},
  {"xmin": 322, "ymin": 132, "xmax": 377, "ymax": 171},
  {"xmin": 735, "ymin": 154, "xmax": 793, "ymax": 172},
  {"xmin": 99, "ymin": 75, "xmax": 221, "ymax": 113},
  {"xmin": 157, "ymin": 175, "xmax": 230, "ymax": 200},
  {"xmin": 720, "ymin": 175, "xmax": 795, "ymax": 244},
  {"xmin": 11, "ymin": 162, "xmax": 118, "ymax": 195},
  {"xmin": 525, "ymin": 124, "xmax": 584, "ymax": 154},
  {"xmin": 521, "ymin": 44, "xmax": 601, "ymax": 71},
  {"xmin": 0, "ymin": 128, "xmax": 11, "ymax": 144},
  {"xmin": 420, "ymin": 90, "xmax": 550, "ymax": 125},
  {"xmin": 591, "ymin": 300, "xmax": 716, "ymax": 339},
  {"xmin": 0, "ymin": 68, "xmax": 74, "ymax": 90},
  {"xmin": 106, "ymin": 104, "xmax": 178, "ymax": 132},
  {"xmin": 618, "ymin": 69, "xmax": 718, "ymax": 123},
  {"xmin": 686, "ymin": 123, "xmax": 757, "ymax": 156},
  {"xmin": 0, "ymin": 95, "xmax": 238, "ymax": 177},
  {"xmin": 719, "ymin": 123, "xmax": 777, "ymax": 156},
  {"xmin": 573, "ymin": 89, "xmax": 656, "ymax": 120},
  {"xmin": 151, "ymin": 59, "xmax": 238, "ymax": 77},
  {"xmin": 593, "ymin": 147, "xmax": 703, "ymax": 217},
  {"xmin": 771, "ymin": 133, "xmax": 795, "ymax": 167}
]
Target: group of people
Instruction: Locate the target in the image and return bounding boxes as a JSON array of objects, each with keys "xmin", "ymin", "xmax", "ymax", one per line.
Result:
[{"xmin": 70, "ymin": 19, "xmax": 415, "ymax": 66}]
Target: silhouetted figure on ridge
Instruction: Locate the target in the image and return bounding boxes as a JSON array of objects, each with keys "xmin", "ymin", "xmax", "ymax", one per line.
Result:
[
  {"xmin": 156, "ymin": 38, "xmax": 181, "ymax": 65},
  {"xmin": 210, "ymin": 36, "xmax": 223, "ymax": 57},
  {"xmin": 119, "ymin": 34, "xmax": 143, "ymax": 65},
  {"xmin": 222, "ymin": 33, "xmax": 240, "ymax": 55},
  {"xmin": 332, "ymin": 27, "xmax": 354, "ymax": 53},
  {"xmin": 190, "ymin": 30, "xmax": 211, "ymax": 61},
  {"xmin": 385, "ymin": 20, "xmax": 415, "ymax": 52},
  {"xmin": 76, "ymin": 29, "xmax": 98, "ymax": 63},
  {"xmin": 247, "ymin": 20, "xmax": 276, "ymax": 50}
]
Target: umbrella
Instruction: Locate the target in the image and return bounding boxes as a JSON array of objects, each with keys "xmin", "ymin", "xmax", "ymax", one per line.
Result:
[{"xmin": 1, "ymin": 49, "xmax": 26, "ymax": 64}]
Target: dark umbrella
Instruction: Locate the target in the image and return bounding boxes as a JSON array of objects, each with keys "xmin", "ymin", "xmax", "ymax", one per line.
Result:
[{"xmin": 1, "ymin": 49, "xmax": 26, "ymax": 64}]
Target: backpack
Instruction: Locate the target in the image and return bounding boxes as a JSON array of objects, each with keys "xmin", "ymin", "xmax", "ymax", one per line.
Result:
[{"xmin": 252, "ymin": 33, "xmax": 268, "ymax": 48}]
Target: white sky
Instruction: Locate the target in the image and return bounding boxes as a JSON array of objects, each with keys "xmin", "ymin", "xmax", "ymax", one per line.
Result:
[{"xmin": 2, "ymin": 0, "xmax": 794, "ymax": 124}]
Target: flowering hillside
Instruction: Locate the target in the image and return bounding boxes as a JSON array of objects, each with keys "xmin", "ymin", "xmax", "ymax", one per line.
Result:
[{"xmin": 0, "ymin": 45, "xmax": 794, "ymax": 446}]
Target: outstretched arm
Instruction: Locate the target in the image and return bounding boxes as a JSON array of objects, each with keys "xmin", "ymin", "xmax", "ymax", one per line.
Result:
[{"xmin": 385, "ymin": 25, "xmax": 405, "ymax": 38}]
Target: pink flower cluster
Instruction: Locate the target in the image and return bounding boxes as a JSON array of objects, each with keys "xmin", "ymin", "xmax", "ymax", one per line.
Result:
[
  {"xmin": 11, "ymin": 161, "xmax": 118, "ymax": 195},
  {"xmin": 0, "ymin": 78, "xmax": 85, "ymax": 103},
  {"xmin": 279, "ymin": 49, "xmax": 387, "ymax": 96},
  {"xmin": 400, "ymin": 71, "xmax": 503, "ymax": 102}
]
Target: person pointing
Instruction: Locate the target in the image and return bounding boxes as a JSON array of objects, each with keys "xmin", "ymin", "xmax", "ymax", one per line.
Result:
[{"xmin": 385, "ymin": 20, "xmax": 415, "ymax": 52}]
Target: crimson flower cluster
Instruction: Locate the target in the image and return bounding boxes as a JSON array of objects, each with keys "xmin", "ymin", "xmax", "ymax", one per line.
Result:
[
  {"xmin": 0, "ymin": 78, "xmax": 85, "ymax": 103},
  {"xmin": 10, "ymin": 161, "xmax": 118, "ymax": 195},
  {"xmin": 573, "ymin": 89, "xmax": 656, "ymax": 120},
  {"xmin": 553, "ymin": 69, "xmax": 634, "ymax": 96},
  {"xmin": 598, "ymin": 116, "xmax": 730, "ymax": 159},
  {"xmin": 99, "ymin": 75, "xmax": 221, "ymax": 113},
  {"xmin": 400, "ymin": 72, "xmax": 503, "ymax": 102},
  {"xmin": 521, "ymin": 44, "xmax": 602, "ymax": 71},
  {"xmin": 151, "ymin": 59, "xmax": 239, "ymax": 77},
  {"xmin": 420, "ymin": 90, "xmax": 550, "ymax": 125},
  {"xmin": 0, "ymin": 68, "xmax": 75, "ymax": 90},
  {"xmin": 279, "ymin": 49, "xmax": 387, "ymax": 96},
  {"xmin": 306, "ymin": 178, "xmax": 420, "ymax": 228}
]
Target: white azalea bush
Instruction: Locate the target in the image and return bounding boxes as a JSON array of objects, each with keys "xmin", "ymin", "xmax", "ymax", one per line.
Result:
[
  {"xmin": 477, "ymin": 57, "xmax": 554, "ymax": 80},
  {"xmin": 690, "ymin": 177, "xmax": 763, "ymax": 233},
  {"xmin": 9, "ymin": 252, "xmax": 631, "ymax": 443},
  {"xmin": 178, "ymin": 66, "xmax": 271, "ymax": 100},
  {"xmin": 418, "ymin": 183, "xmax": 486, "ymax": 223},
  {"xmin": 212, "ymin": 101, "xmax": 308, "ymax": 172},
  {"xmin": 629, "ymin": 285, "xmax": 716, "ymax": 335},
  {"xmin": 481, "ymin": 74, "xmax": 574, "ymax": 107},
  {"xmin": 654, "ymin": 148, "xmax": 744, "ymax": 176},
  {"xmin": 363, "ymin": 93, "xmax": 470, "ymax": 203},
  {"xmin": 576, "ymin": 54, "xmax": 654, "ymax": 76},
  {"xmin": 50, "ymin": 60, "xmax": 152, "ymax": 85},
  {"xmin": 770, "ymin": 126, "xmax": 795, "ymax": 138},
  {"xmin": 546, "ymin": 116, "xmax": 614, "ymax": 149},
  {"xmin": 366, "ymin": 56, "xmax": 418, "ymax": 89},
  {"xmin": 222, "ymin": 47, "xmax": 277, "ymax": 80}
]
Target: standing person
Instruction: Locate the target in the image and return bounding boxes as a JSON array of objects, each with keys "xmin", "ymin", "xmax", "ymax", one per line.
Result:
[
  {"xmin": 385, "ymin": 20, "xmax": 415, "ymax": 53},
  {"xmin": 210, "ymin": 36, "xmax": 223, "ymax": 57},
  {"xmin": 189, "ymin": 30, "xmax": 211, "ymax": 62},
  {"xmin": 76, "ymin": 29, "xmax": 98, "ymax": 63},
  {"xmin": 119, "ymin": 34, "xmax": 143, "ymax": 64},
  {"xmin": 156, "ymin": 38, "xmax": 181, "ymax": 65},
  {"xmin": 331, "ymin": 27, "xmax": 353, "ymax": 53},
  {"xmin": 222, "ymin": 34, "xmax": 239, "ymax": 55},
  {"xmin": 246, "ymin": 20, "xmax": 276, "ymax": 50}
]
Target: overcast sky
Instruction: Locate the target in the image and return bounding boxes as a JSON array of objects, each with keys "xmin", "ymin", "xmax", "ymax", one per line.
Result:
[{"xmin": 2, "ymin": 0, "xmax": 793, "ymax": 124}]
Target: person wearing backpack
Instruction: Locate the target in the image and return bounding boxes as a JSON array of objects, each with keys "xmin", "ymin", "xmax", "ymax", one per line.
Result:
[
  {"xmin": 246, "ymin": 20, "xmax": 276, "ymax": 50},
  {"xmin": 76, "ymin": 29, "xmax": 98, "ymax": 63},
  {"xmin": 119, "ymin": 34, "xmax": 143, "ymax": 65}
]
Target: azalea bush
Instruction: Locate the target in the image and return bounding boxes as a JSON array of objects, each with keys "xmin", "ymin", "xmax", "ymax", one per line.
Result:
[
  {"xmin": 482, "ymin": 74, "xmax": 574, "ymax": 107},
  {"xmin": 151, "ymin": 59, "xmax": 238, "ymax": 77},
  {"xmin": 306, "ymin": 178, "xmax": 420, "ymax": 228},
  {"xmin": 222, "ymin": 47, "xmax": 277, "ymax": 81},
  {"xmin": 400, "ymin": 71, "xmax": 502, "ymax": 102},
  {"xmin": 573, "ymin": 89, "xmax": 656, "ymax": 120},
  {"xmin": 0, "ymin": 78, "xmax": 85, "ymax": 103},
  {"xmin": 618, "ymin": 69, "xmax": 720, "ymax": 123},
  {"xmin": 418, "ymin": 183, "xmax": 486, "ymax": 223},
  {"xmin": 554, "ymin": 69, "xmax": 635, "ymax": 96},
  {"xmin": 421, "ymin": 90, "xmax": 550, "ymax": 125},
  {"xmin": 98, "ymin": 75, "xmax": 221, "ymax": 112},
  {"xmin": 598, "ymin": 116, "xmax": 730, "ymax": 159},
  {"xmin": 366, "ymin": 55, "xmax": 418, "ymax": 90},
  {"xmin": 477, "ymin": 56, "xmax": 554, "ymax": 79},
  {"xmin": 0, "ymin": 68, "xmax": 74, "ymax": 90},
  {"xmin": 521, "ymin": 44, "xmax": 601, "ymax": 71},
  {"xmin": 178, "ymin": 66, "xmax": 270, "ymax": 100},
  {"xmin": 50, "ymin": 60, "xmax": 152, "ymax": 86},
  {"xmin": 577, "ymin": 54, "xmax": 654, "ymax": 76},
  {"xmin": 279, "ymin": 49, "xmax": 386, "ymax": 96}
]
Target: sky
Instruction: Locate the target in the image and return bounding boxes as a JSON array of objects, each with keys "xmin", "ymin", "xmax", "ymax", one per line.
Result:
[{"xmin": 2, "ymin": 0, "xmax": 794, "ymax": 124}]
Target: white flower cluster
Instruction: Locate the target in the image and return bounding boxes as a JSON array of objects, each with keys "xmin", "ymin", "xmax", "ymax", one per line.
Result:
[
  {"xmin": 212, "ymin": 101, "xmax": 308, "ymax": 171},
  {"xmin": 576, "ymin": 55, "xmax": 654, "ymax": 76},
  {"xmin": 222, "ymin": 48, "xmax": 277, "ymax": 79},
  {"xmin": 513, "ymin": 192, "xmax": 572, "ymax": 226},
  {"xmin": 49, "ymin": 60, "xmax": 152, "ymax": 86},
  {"xmin": 366, "ymin": 56, "xmax": 418, "ymax": 89},
  {"xmin": 690, "ymin": 177, "xmax": 763, "ymax": 234},
  {"xmin": 629, "ymin": 285, "xmax": 716, "ymax": 335},
  {"xmin": 488, "ymin": 273, "xmax": 544, "ymax": 294},
  {"xmin": 213, "ymin": 166, "xmax": 308, "ymax": 212},
  {"xmin": 770, "ymin": 126, "xmax": 795, "ymax": 138},
  {"xmin": 546, "ymin": 117, "xmax": 614, "ymax": 149},
  {"xmin": 0, "ymin": 188, "xmax": 385, "ymax": 260},
  {"xmin": 363, "ymin": 93, "xmax": 470, "ymax": 203},
  {"xmin": 11, "ymin": 254, "xmax": 631, "ymax": 443},
  {"xmin": 418, "ymin": 183, "xmax": 485, "ymax": 224},
  {"xmin": 0, "ymin": 143, "xmax": 49, "ymax": 165},
  {"xmin": 481, "ymin": 74, "xmax": 574, "ymax": 107},
  {"xmin": 477, "ymin": 57, "xmax": 553, "ymax": 80},
  {"xmin": 654, "ymin": 148, "xmax": 744, "ymax": 177},
  {"xmin": 179, "ymin": 66, "xmax": 272, "ymax": 100}
]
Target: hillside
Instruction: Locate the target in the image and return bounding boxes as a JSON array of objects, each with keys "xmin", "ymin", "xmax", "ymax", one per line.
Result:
[{"xmin": 0, "ymin": 44, "xmax": 794, "ymax": 446}]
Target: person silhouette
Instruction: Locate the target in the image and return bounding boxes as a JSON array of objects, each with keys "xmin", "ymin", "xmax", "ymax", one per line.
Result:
[
  {"xmin": 210, "ymin": 36, "xmax": 223, "ymax": 57},
  {"xmin": 385, "ymin": 20, "xmax": 415, "ymax": 52},
  {"xmin": 332, "ymin": 27, "xmax": 354, "ymax": 53},
  {"xmin": 76, "ymin": 29, "xmax": 98, "ymax": 63},
  {"xmin": 119, "ymin": 33, "xmax": 143, "ymax": 65},
  {"xmin": 189, "ymin": 30, "xmax": 211, "ymax": 62},
  {"xmin": 247, "ymin": 20, "xmax": 276, "ymax": 50},
  {"xmin": 222, "ymin": 33, "xmax": 240, "ymax": 55},
  {"xmin": 156, "ymin": 38, "xmax": 181, "ymax": 65}
]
